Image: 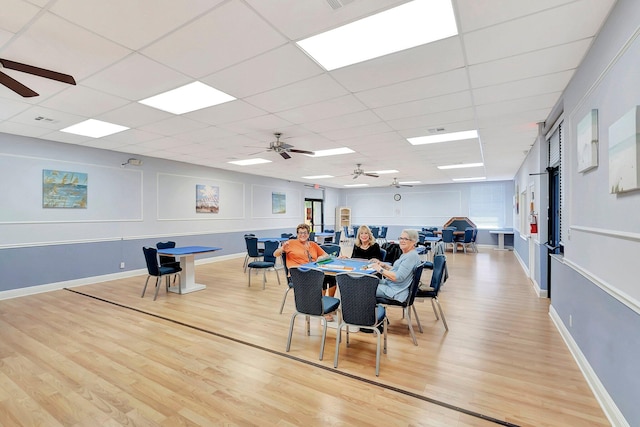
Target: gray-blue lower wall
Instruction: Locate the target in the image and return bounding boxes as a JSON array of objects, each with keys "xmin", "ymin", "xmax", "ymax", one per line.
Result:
[
  {"xmin": 550, "ymin": 256, "xmax": 639, "ymax": 426},
  {"xmin": 1, "ymin": 230, "xmax": 293, "ymax": 291}
]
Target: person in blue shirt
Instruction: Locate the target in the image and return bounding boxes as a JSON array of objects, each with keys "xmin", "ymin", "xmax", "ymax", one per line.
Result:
[{"xmin": 371, "ymin": 229, "xmax": 421, "ymax": 303}]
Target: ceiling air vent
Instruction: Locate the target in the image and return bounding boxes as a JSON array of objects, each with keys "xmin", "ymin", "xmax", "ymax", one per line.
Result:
[{"xmin": 326, "ymin": 0, "xmax": 355, "ymax": 10}]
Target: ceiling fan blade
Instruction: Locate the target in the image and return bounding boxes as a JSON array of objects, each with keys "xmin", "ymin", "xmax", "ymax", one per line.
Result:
[
  {"xmin": 0, "ymin": 58, "xmax": 76, "ymax": 85},
  {"xmin": 280, "ymin": 151, "xmax": 291, "ymax": 159},
  {"xmin": 352, "ymin": 174, "xmax": 359, "ymax": 179},
  {"xmin": 0, "ymin": 71, "xmax": 38, "ymax": 97},
  {"xmin": 289, "ymin": 149, "xmax": 314, "ymax": 155},
  {"xmin": 364, "ymin": 173, "xmax": 379, "ymax": 178}
]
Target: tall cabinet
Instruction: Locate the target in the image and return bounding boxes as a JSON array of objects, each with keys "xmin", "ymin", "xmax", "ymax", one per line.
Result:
[{"xmin": 335, "ymin": 207, "xmax": 351, "ymax": 231}]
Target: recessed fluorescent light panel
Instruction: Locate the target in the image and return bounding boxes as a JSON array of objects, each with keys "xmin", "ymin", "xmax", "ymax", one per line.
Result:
[
  {"xmin": 344, "ymin": 183, "xmax": 369, "ymax": 187},
  {"xmin": 452, "ymin": 177, "xmax": 486, "ymax": 182},
  {"xmin": 139, "ymin": 81, "xmax": 236, "ymax": 114},
  {"xmin": 228, "ymin": 158, "xmax": 271, "ymax": 166},
  {"xmin": 303, "ymin": 175, "xmax": 334, "ymax": 179},
  {"xmin": 297, "ymin": 0, "xmax": 457, "ymax": 70},
  {"xmin": 438, "ymin": 162, "xmax": 484, "ymax": 170},
  {"xmin": 310, "ymin": 147, "xmax": 355, "ymax": 157},
  {"xmin": 408, "ymin": 130, "xmax": 478, "ymax": 145},
  {"xmin": 61, "ymin": 119, "xmax": 129, "ymax": 138}
]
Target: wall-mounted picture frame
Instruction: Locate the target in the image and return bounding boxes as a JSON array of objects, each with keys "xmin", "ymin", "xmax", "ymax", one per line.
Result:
[
  {"xmin": 42, "ymin": 169, "xmax": 87, "ymax": 208},
  {"xmin": 609, "ymin": 106, "xmax": 640, "ymax": 193},
  {"xmin": 272, "ymin": 192, "xmax": 286, "ymax": 214},
  {"xmin": 196, "ymin": 184, "xmax": 219, "ymax": 213},
  {"xmin": 577, "ymin": 109, "xmax": 598, "ymax": 172}
]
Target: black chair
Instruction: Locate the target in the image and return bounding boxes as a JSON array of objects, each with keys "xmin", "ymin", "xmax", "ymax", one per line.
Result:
[
  {"xmin": 470, "ymin": 228, "xmax": 479, "ymax": 253},
  {"xmin": 286, "ymin": 267, "xmax": 340, "ymax": 360},
  {"xmin": 156, "ymin": 241, "xmax": 180, "ymax": 287},
  {"xmin": 417, "ymin": 254, "xmax": 448, "ymax": 331},
  {"xmin": 243, "ymin": 235, "xmax": 263, "ymax": 272},
  {"xmin": 323, "ymin": 229, "xmax": 334, "ymax": 243},
  {"xmin": 378, "ymin": 226, "xmax": 388, "ymax": 244},
  {"xmin": 441, "ymin": 228, "xmax": 456, "ymax": 253},
  {"xmin": 281, "ymin": 233, "xmax": 294, "ymax": 239},
  {"xmin": 376, "ymin": 263, "xmax": 425, "ymax": 346},
  {"xmin": 334, "ymin": 230, "xmax": 342, "ymax": 244},
  {"xmin": 343, "ymin": 226, "xmax": 355, "ymax": 243},
  {"xmin": 334, "ymin": 273, "xmax": 387, "ymax": 376},
  {"xmin": 379, "ymin": 248, "xmax": 387, "ymax": 262},
  {"xmin": 320, "ymin": 243, "xmax": 341, "ymax": 257},
  {"xmin": 457, "ymin": 227, "xmax": 474, "ymax": 254},
  {"xmin": 279, "ymin": 252, "xmax": 293, "ymax": 314},
  {"xmin": 141, "ymin": 247, "xmax": 182, "ymax": 300},
  {"xmin": 247, "ymin": 240, "xmax": 281, "ymax": 289}
]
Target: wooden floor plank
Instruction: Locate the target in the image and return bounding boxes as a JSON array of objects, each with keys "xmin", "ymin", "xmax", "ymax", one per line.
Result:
[{"xmin": 0, "ymin": 247, "xmax": 608, "ymax": 426}]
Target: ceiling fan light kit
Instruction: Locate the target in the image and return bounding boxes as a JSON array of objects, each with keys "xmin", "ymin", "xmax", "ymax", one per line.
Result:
[{"xmin": 260, "ymin": 132, "xmax": 314, "ymax": 160}]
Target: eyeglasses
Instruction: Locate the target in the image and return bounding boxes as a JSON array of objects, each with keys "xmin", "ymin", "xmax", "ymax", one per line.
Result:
[
  {"xmin": 297, "ymin": 231, "xmax": 309, "ymax": 235},
  {"xmin": 398, "ymin": 237, "xmax": 412, "ymax": 241}
]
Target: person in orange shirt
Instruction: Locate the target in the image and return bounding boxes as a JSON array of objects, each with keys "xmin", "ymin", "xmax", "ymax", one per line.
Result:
[{"xmin": 274, "ymin": 223, "xmax": 336, "ymax": 318}]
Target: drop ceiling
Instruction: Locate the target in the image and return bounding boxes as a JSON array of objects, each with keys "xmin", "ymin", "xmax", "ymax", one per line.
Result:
[{"xmin": 0, "ymin": 0, "xmax": 616, "ymax": 188}]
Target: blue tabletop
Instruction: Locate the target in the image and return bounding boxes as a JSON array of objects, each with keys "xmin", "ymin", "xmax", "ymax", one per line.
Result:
[
  {"xmin": 257, "ymin": 237, "xmax": 289, "ymax": 242},
  {"xmin": 157, "ymin": 246, "xmax": 222, "ymax": 255},
  {"xmin": 300, "ymin": 258, "xmax": 377, "ymax": 275}
]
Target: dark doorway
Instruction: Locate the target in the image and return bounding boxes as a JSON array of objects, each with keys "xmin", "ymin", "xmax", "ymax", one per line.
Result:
[{"xmin": 304, "ymin": 198, "xmax": 324, "ymax": 232}]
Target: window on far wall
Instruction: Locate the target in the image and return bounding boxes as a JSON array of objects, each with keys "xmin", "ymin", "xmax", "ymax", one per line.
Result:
[{"xmin": 468, "ymin": 182, "xmax": 507, "ymax": 228}]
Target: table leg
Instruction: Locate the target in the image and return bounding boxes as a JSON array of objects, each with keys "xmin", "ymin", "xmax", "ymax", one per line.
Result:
[{"xmin": 168, "ymin": 254, "xmax": 207, "ymax": 294}]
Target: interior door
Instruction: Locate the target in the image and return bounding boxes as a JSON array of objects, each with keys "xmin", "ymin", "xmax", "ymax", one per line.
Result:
[{"xmin": 304, "ymin": 198, "xmax": 324, "ymax": 231}]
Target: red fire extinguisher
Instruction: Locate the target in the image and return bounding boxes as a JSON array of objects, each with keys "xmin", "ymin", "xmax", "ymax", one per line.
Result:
[{"xmin": 530, "ymin": 212, "xmax": 538, "ymax": 234}]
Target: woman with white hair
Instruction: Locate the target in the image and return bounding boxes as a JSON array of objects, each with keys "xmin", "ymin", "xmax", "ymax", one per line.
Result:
[{"xmin": 370, "ymin": 229, "xmax": 421, "ymax": 303}]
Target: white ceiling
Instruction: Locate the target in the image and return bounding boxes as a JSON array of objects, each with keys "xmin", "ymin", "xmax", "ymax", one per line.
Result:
[{"xmin": 0, "ymin": 0, "xmax": 616, "ymax": 188}]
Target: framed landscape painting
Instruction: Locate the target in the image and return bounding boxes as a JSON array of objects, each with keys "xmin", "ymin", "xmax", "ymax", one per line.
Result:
[
  {"xmin": 609, "ymin": 106, "xmax": 640, "ymax": 193},
  {"xmin": 42, "ymin": 169, "xmax": 87, "ymax": 208},
  {"xmin": 196, "ymin": 184, "xmax": 219, "ymax": 213},
  {"xmin": 577, "ymin": 109, "xmax": 598, "ymax": 172}
]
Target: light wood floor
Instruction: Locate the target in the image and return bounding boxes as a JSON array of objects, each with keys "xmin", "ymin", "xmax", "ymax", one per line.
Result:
[{"xmin": 0, "ymin": 247, "xmax": 609, "ymax": 426}]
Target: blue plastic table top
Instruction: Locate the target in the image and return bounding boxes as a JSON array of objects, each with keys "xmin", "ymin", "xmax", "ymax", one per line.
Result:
[
  {"xmin": 157, "ymin": 246, "xmax": 222, "ymax": 255},
  {"xmin": 300, "ymin": 258, "xmax": 377, "ymax": 275},
  {"xmin": 257, "ymin": 237, "xmax": 289, "ymax": 242}
]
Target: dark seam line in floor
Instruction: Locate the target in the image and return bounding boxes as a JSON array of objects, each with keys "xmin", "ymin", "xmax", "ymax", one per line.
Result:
[{"xmin": 65, "ymin": 288, "xmax": 520, "ymax": 427}]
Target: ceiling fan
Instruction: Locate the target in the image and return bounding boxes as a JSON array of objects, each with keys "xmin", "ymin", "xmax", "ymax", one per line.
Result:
[
  {"xmin": 390, "ymin": 178, "xmax": 412, "ymax": 188},
  {"xmin": 351, "ymin": 163, "xmax": 379, "ymax": 179},
  {"xmin": 0, "ymin": 58, "xmax": 76, "ymax": 98},
  {"xmin": 258, "ymin": 132, "xmax": 314, "ymax": 159}
]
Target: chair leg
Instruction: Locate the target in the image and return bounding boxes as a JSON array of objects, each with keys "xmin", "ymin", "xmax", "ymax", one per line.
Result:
[
  {"xmin": 153, "ymin": 277, "xmax": 162, "ymax": 301},
  {"xmin": 285, "ymin": 313, "xmax": 298, "ymax": 352},
  {"xmin": 334, "ymin": 324, "xmax": 343, "ymax": 368},
  {"xmin": 431, "ymin": 298, "xmax": 440, "ymax": 320},
  {"xmin": 141, "ymin": 276, "xmax": 151, "ymax": 297},
  {"xmin": 404, "ymin": 307, "xmax": 418, "ymax": 346},
  {"xmin": 434, "ymin": 297, "xmax": 449, "ymax": 331},
  {"xmin": 411, "ymin": 305, "xmax": 423, "ymax": 333},
  {"xmin": 374, "ymin": 328, "xmax": 382, "ymax": 376},
  {"xmin": 319, "ymin": 317, "xmax": 328, "ymax": 360},
  {"xmin": 279, "ymin": 287, "xmax": 291, "ymax": 314}
]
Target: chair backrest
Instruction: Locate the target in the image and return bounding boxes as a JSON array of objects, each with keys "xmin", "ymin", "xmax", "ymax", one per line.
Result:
[
  {"xmin": 281, "ymin": 252, "xmax": 290, "ymax": 280},
  {"xmin": 379, "ymin": 248, "xmax": 387, "ymax": 262},
  {"xmin": 281, "ymin": 233, "xmax": 293, "ymax": 239},
  {"xmin": 334, "ymin": 230, "xmax": 342, "ymax": 242},
  {"xmin": 262, "ymin": 240, "xmax": 279, "ymax": 263},
  {"xmin": 379, "ymin": 226, "xmax": 388, "ymax": 238},
  {"xmin": 336, "ymin": 273, "xmax": 380, "ymax": 326},
  {"xmin": 442, "ymin": 228, "xmax": 455, "ymax": 243},
  {"xmin": 405, "ymin": 263, "xmax": 426, "ymax": 306},
  {"xmin": 309, "ymin": 231, "xmax": 315, "ymax": 242},
  {"xmin": 433, "ymin": 241, "xmax": 445, "ymax": 256},
  {"xmin": 463, "ymin": 228, "xmax": 474, "ymax": 243},
  {"xmin": 324, "ymin": 229, "xmax": 334, "ymax": 234},
  {"xmin": 320, "ymin": 243, "xmax": 341, "ymax": 257},
  {"xmin": 370, "ymin": 226, "xmax": 380, "ymax": 238},
  {"xmin": 244, "ymin": 236, "xmax": 261, "ymax": 257},
  {"xmin": 156, "ymin": 241, "xmax": 176, "ymax": 265},
  {"xmin": 429, "ymin": 255, "xmax": 447, "ymax": 293},
  {"xmin": 471, "ymin": 228, "xmax": 478, "ymax": 242},
  {"xmin": 289, "ymin": 268, "xmax": 326, "ymax": 315},
  {"xmin": 381, "ymin": 242, "xmax": 402, "ymax": 264},
  {"xmin": 418, "ymin": 232, "xmax": 426, "ymax": 244},
  {"xmin": 142, "ymin": 247, "xmax": 160, "ymax": 276}
]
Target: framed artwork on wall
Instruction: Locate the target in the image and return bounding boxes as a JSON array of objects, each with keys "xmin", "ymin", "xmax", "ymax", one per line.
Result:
[
  {"xmin": 577, "ymin": 109, "xmax": 598, "ymax": 172},
  {"xmin": 272, "ymin": 192, "xmax": 286, "ymax": 214},
  {"xmin": 42, "ymin": 169, "xmax": 87, "ymax": 208},
  {"xmin": 196, "ymin": 184, "xmax": 219, "ymax": 213},
  {"xmin": 609, "ymin": 106, "xmax": 640, "ymax": 193}
]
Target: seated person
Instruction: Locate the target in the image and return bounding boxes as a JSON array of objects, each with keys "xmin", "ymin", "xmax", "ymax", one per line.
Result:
[
  {"xmin": 274, "ymin": 224, "xmax": 336, "ymax": 317},
  {"xmin": 370, "ymin": 229, "xmax": 421, "ymax": 303},
  {"xmin": 350, "ymin": 225, "xmax": 382, "ymax": 261}
]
